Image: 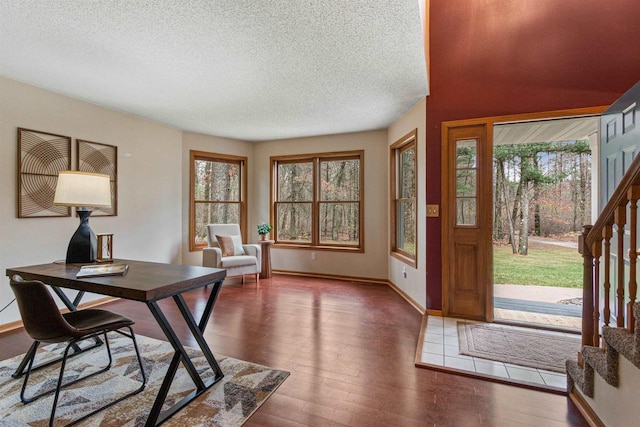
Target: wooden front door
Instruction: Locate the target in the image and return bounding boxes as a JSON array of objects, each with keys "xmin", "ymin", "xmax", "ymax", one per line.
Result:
[{"xmin": 442, "ymin": 123, "xmax": 492, "ymax": 321}]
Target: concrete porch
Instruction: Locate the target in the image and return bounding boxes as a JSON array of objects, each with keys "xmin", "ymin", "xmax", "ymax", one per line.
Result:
[{"xmin": 494, "ymin": 284, "xmax": 582, "ymax": 330}]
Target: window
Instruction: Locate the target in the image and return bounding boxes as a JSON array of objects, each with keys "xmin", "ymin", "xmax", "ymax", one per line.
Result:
[
  {"xmin": 190, "ymin": 151, "xmax": 247, "ymax": 251},
  {"xmin": 390, "ymin": 129, "xmax": 417, "ymax": 266},
  {"xmin": 455, "ymin": 139, "xmax": 477, "ymax": 226},
  {"xmin": 272, "ymin": 151, "xmax": 363, "ymax": 251}
]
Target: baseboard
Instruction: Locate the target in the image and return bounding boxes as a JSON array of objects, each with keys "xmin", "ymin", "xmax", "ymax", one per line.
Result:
[
  {"xmin": 0, "ymin": 296, "xmax": 117, "ymax": 335},
  {"xmin": 414, "ymin": 314, "xmax": 428, "ymax": 365},
  {"xmin": 386, "ymin": 280, "xmax": 426, "ymax": 314},
  {"xmin": 0, "ymin": 319, "xmax": 24, "ymax": 335},
  {"xmin": 568, "ymin": 388, "xmax": 605, "ymax": 427},
  {"xmin": 272, "ymin": 269, "xmax": 388, "ymax": 285},
  {"xmin": 272, "ymin": 270, "xmax": 425, "ymax": 314}
]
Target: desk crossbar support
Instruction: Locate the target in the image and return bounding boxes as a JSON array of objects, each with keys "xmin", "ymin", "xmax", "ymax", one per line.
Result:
[
  {"xmin": 144, "ymin": 280, "xmax": 224, "ymax": 426},
  {"xmin": 174, "ymin": 293, "xmax": 223, "ymax": 379}
]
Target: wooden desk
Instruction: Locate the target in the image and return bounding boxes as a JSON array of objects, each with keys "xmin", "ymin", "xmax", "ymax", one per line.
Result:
[{"xmin": 6, "ymin": 259, "xmax": 226, "ymax": 427}]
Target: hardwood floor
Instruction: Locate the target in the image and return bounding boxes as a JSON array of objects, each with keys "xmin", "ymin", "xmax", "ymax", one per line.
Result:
[{"xmin": 0, "ymin": 274, "xmax": 588, "ymax": 426}]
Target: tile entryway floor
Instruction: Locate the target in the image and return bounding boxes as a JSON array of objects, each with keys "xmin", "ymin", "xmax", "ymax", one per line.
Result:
[{"xmin": 418, "ymin": 316, "xmax": 576, "ymax": 391}]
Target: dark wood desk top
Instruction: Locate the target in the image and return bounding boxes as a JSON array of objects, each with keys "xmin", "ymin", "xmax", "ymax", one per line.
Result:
[{"xmin": 6, "ymin": 259, "xmax": 226, "ymax": 302}]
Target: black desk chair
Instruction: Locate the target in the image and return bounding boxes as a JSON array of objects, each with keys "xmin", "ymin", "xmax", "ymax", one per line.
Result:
[{"xmin": 9, "ymin": 275, "xmax": 147, "ymax": 426}]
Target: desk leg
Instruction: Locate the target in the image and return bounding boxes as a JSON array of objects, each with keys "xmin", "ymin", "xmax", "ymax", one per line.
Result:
[
  {"xmin": 11, "ymin": 341, "xmax": 38, "ymax": 379},
  {"xmin": 51, "ymin": 286, "xmax": 80, "ymax": 311},
  {"xmin": 144, "ymin": 280, "xmax": 224, "ymax": 426},
  {"xmin": 174, "ymin": 294, "xmax": 223, "ymax": 379},
  {"xmin": 72, "ymin": 290, "xmax": 86, "ymax": 307}
]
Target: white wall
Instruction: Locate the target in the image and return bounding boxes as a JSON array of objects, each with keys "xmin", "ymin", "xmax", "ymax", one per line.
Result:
[
  {"xmin": 387, "ymin": 98, "xmax": 427, "ymax": 310},
  {"xmin": 0, "ymin": 76, "xmax": 425, "ymax": 326},
  {"xmin": 181, "ymin": 131, "xmax": 256, "ymax": 266},
  {"xmin": 0, "ymin": 77, "xmax": 183, "ymax": 324},
  {"xmin": 253, "ymin": 130, "xmax": 389, "ymax": 280},
  {"xmin": 577, "ymin": 356, "xmax": 640, "ymax": 427}
]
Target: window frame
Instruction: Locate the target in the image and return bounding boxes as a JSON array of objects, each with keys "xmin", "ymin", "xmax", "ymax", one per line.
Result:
[
  {"xmin": 189, "ymin": 150, "xmax": 247, "ymax": 251},
  {"xmin": 270, "ymin": 150, "xmax": 364, "ymax": 252},
  {"xmin": 390, "ymin": 129, "xmax": 418, "ymax": 267}
]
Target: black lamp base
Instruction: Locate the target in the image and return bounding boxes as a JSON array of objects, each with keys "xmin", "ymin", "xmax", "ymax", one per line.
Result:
[{"xmin": 66, "ymin": 209, "xmax": 97, "ymax": 264}]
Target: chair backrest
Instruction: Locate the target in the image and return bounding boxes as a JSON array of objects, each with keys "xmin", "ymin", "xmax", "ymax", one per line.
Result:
[
  {"xmin": 9, "ymin": 275, "xmax": 76, "ymax": 343},
  {"xmin": 206, "ymin": 223, "xmax": 242, "ymax": 247}
]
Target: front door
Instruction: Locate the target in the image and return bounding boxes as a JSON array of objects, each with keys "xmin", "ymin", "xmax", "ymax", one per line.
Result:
[
  {"xmin": 600, "ymin": 81, "xmax": 640, "ymax": 207},
  {"xmin": 442, "ymin": 123, "xmax": 492, "ymax": 321},
  {"xmin": 599, "ymin": 81, "xmax": 640, "ymax": 325}
]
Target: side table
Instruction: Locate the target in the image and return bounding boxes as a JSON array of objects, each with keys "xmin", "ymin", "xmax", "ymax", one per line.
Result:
[{"xmin": 258, "ymin": 240, "xmax": 274, "ymax": 279}]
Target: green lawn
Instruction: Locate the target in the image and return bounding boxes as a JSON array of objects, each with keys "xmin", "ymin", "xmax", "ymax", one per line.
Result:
[{"xmin": 493, "ymin": 241, "xmax": 583, "ymax": 288}]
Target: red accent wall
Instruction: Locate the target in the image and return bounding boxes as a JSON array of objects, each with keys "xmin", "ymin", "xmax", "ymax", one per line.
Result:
[{"xmin": 426, "ymin": 0, "xmax": 640, "ymax": 310}]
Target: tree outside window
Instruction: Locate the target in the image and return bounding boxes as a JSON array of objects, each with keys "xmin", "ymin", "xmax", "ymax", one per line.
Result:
[
  {"xmin": 391, "ymin": 130, "xmax": 417, "ymax": 266},
  {"xmin": 190, "ymin": 151, "xmax": 247, "ymax": 251},
  {"xmin": 272, "ymin": 151, "xmax": 363, "ymax": 250}
]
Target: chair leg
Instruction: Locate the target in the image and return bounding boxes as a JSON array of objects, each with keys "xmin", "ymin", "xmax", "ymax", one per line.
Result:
[
  {"xmin": 127, "ymin": 326, "xmax": 147, "ymax": 387},
  {"xmin": 49, "ymin": 334, "xmax": 112, "ymax": 425},
  {"xmin": 47, "ymin": 329, "xmax": 147, "ymax": 426},
  {"xmin": 112, "ymin": 326, "xmax": 146, "ymax": 387},
  {"xmin": 256, "ymin": 273, "xmax": 259, "ymax": 283},
  {"xmin": 19, "ymin": 341, "xmax": 40, "ymax": 404},
  {"xmin": 67, "ymin": 327, "xmax": 147, "ymax": 426},
  {"xmin": 21, "ymin": 336, "xmax": 115, "ymax": 404},
  {"xmin": 102, "ymin": 331, "xmax": 114, "ymax": 370},
  {"xmin": 49, "ymin": 341, "xmax": 76, "ymax": 426},
  {"xmin": 242, "ymin": 274, "xmax": 245, "ymax": 284}
]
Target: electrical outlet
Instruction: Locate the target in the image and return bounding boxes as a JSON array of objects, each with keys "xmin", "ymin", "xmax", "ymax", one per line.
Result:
[{"xmin": 311, "ymin": 252, "xmax": 316, "ymax": 260}]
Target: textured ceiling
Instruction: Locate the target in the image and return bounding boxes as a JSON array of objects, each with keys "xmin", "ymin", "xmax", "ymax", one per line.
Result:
[{"xmin": 0, "ymin": 1, "xmax": 428, "ymax": 142}]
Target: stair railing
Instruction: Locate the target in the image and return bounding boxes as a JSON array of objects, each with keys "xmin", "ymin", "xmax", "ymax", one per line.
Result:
[{"xmin": 580, "ymin": 153, "xmax": 640, "ymax": 347}]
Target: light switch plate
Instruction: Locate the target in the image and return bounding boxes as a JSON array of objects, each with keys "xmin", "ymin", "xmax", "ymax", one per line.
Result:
[{"xmin": 426, "ymin": 204, "xmax": 439, "ymax": 217}]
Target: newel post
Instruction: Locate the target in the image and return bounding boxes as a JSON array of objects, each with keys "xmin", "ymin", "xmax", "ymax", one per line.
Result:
[{"xmin": 580, "ymin": 225, "xmax": 594, "ymax": 347}]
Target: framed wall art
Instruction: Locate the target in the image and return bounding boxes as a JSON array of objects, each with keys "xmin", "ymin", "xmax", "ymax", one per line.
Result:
[
  {"xmin": 17, "ymin": 127, "xmax": 71, "ymax": 218},
  {"xmin": 77, "ymin": 139, "xmax": 117, "ymax": 216}
]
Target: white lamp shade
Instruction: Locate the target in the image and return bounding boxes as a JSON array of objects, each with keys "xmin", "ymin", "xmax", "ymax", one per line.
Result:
[{"xmin": 54, "ymin": 171, "xmax": 112, "ymax": 208}]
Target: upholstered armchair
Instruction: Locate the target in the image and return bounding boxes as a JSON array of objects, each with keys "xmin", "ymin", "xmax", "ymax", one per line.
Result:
[{"xmin": 202, "ymin": 224, "xmax": 261, "ymax": 283}]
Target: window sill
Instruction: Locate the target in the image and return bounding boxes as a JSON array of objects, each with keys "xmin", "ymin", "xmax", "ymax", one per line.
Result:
[
  {"xmin": 273, "ymin": 243, "xmax": 363, "ymax": 253},
  {"xmin": 390, "ymin": 251, "xmax": 417, "ymax": 268}
]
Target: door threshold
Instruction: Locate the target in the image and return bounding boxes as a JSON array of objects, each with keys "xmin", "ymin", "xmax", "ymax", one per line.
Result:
[{"xmin": 493, "ymin": 317, "xmax": 580, "ymax": 335}]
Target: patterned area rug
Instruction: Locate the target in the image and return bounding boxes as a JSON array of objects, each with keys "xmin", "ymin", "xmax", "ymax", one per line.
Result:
[
  {"xmin": 457, "ymin": 322, "xmax": 581, "ymax": 373},
  {"xmin": 0, "ymin": 334, "xmax": 288, "ymax": 426}
]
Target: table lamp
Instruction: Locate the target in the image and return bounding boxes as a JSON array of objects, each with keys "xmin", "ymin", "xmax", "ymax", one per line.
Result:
[{"xmin": 54, "ymin": 171, "xmax": 112, "ymax": 264}]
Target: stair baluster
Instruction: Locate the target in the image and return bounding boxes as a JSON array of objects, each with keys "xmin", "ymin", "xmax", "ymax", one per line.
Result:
[
  {"xmin": 592, "ymin": 239, "xmax": 602, "ymax": 347},
  {"xmin": 628, "ymin": 186, "xmax": 639, "ymax": 333},
  {"xmin": 580, "ymin": 225, "xmax": 595, "ymax": 347},
  {"xmin": 603, "ymin": 225, "xmax": 612, "ymax": 329},
  {"xmin": 615, "ymin": 205, "xmax": 626, "ymax": 328}
]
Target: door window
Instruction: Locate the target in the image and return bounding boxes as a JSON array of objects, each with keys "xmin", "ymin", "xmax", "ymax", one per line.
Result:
[{"xmin": 456, "ymin": 139, "xmax": 477, "ymax": 226}]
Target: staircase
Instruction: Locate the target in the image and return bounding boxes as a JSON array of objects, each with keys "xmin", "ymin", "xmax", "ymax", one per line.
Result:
[
  {"xmin": 565, "ymin": 81, "xmax": 640, "ymax": 426},
  {"xmin": 566, "ymin": 139, "xmax": 640, "ymax": 424},
  {"xmin": 566, "ymin": 302, "xmax": 640, "ymax": 426}
]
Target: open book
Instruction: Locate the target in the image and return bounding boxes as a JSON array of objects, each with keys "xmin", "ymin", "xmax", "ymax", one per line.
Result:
[{"xmin": 76, "ymin": 263, "xmax": 129, "ymax": 278}]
